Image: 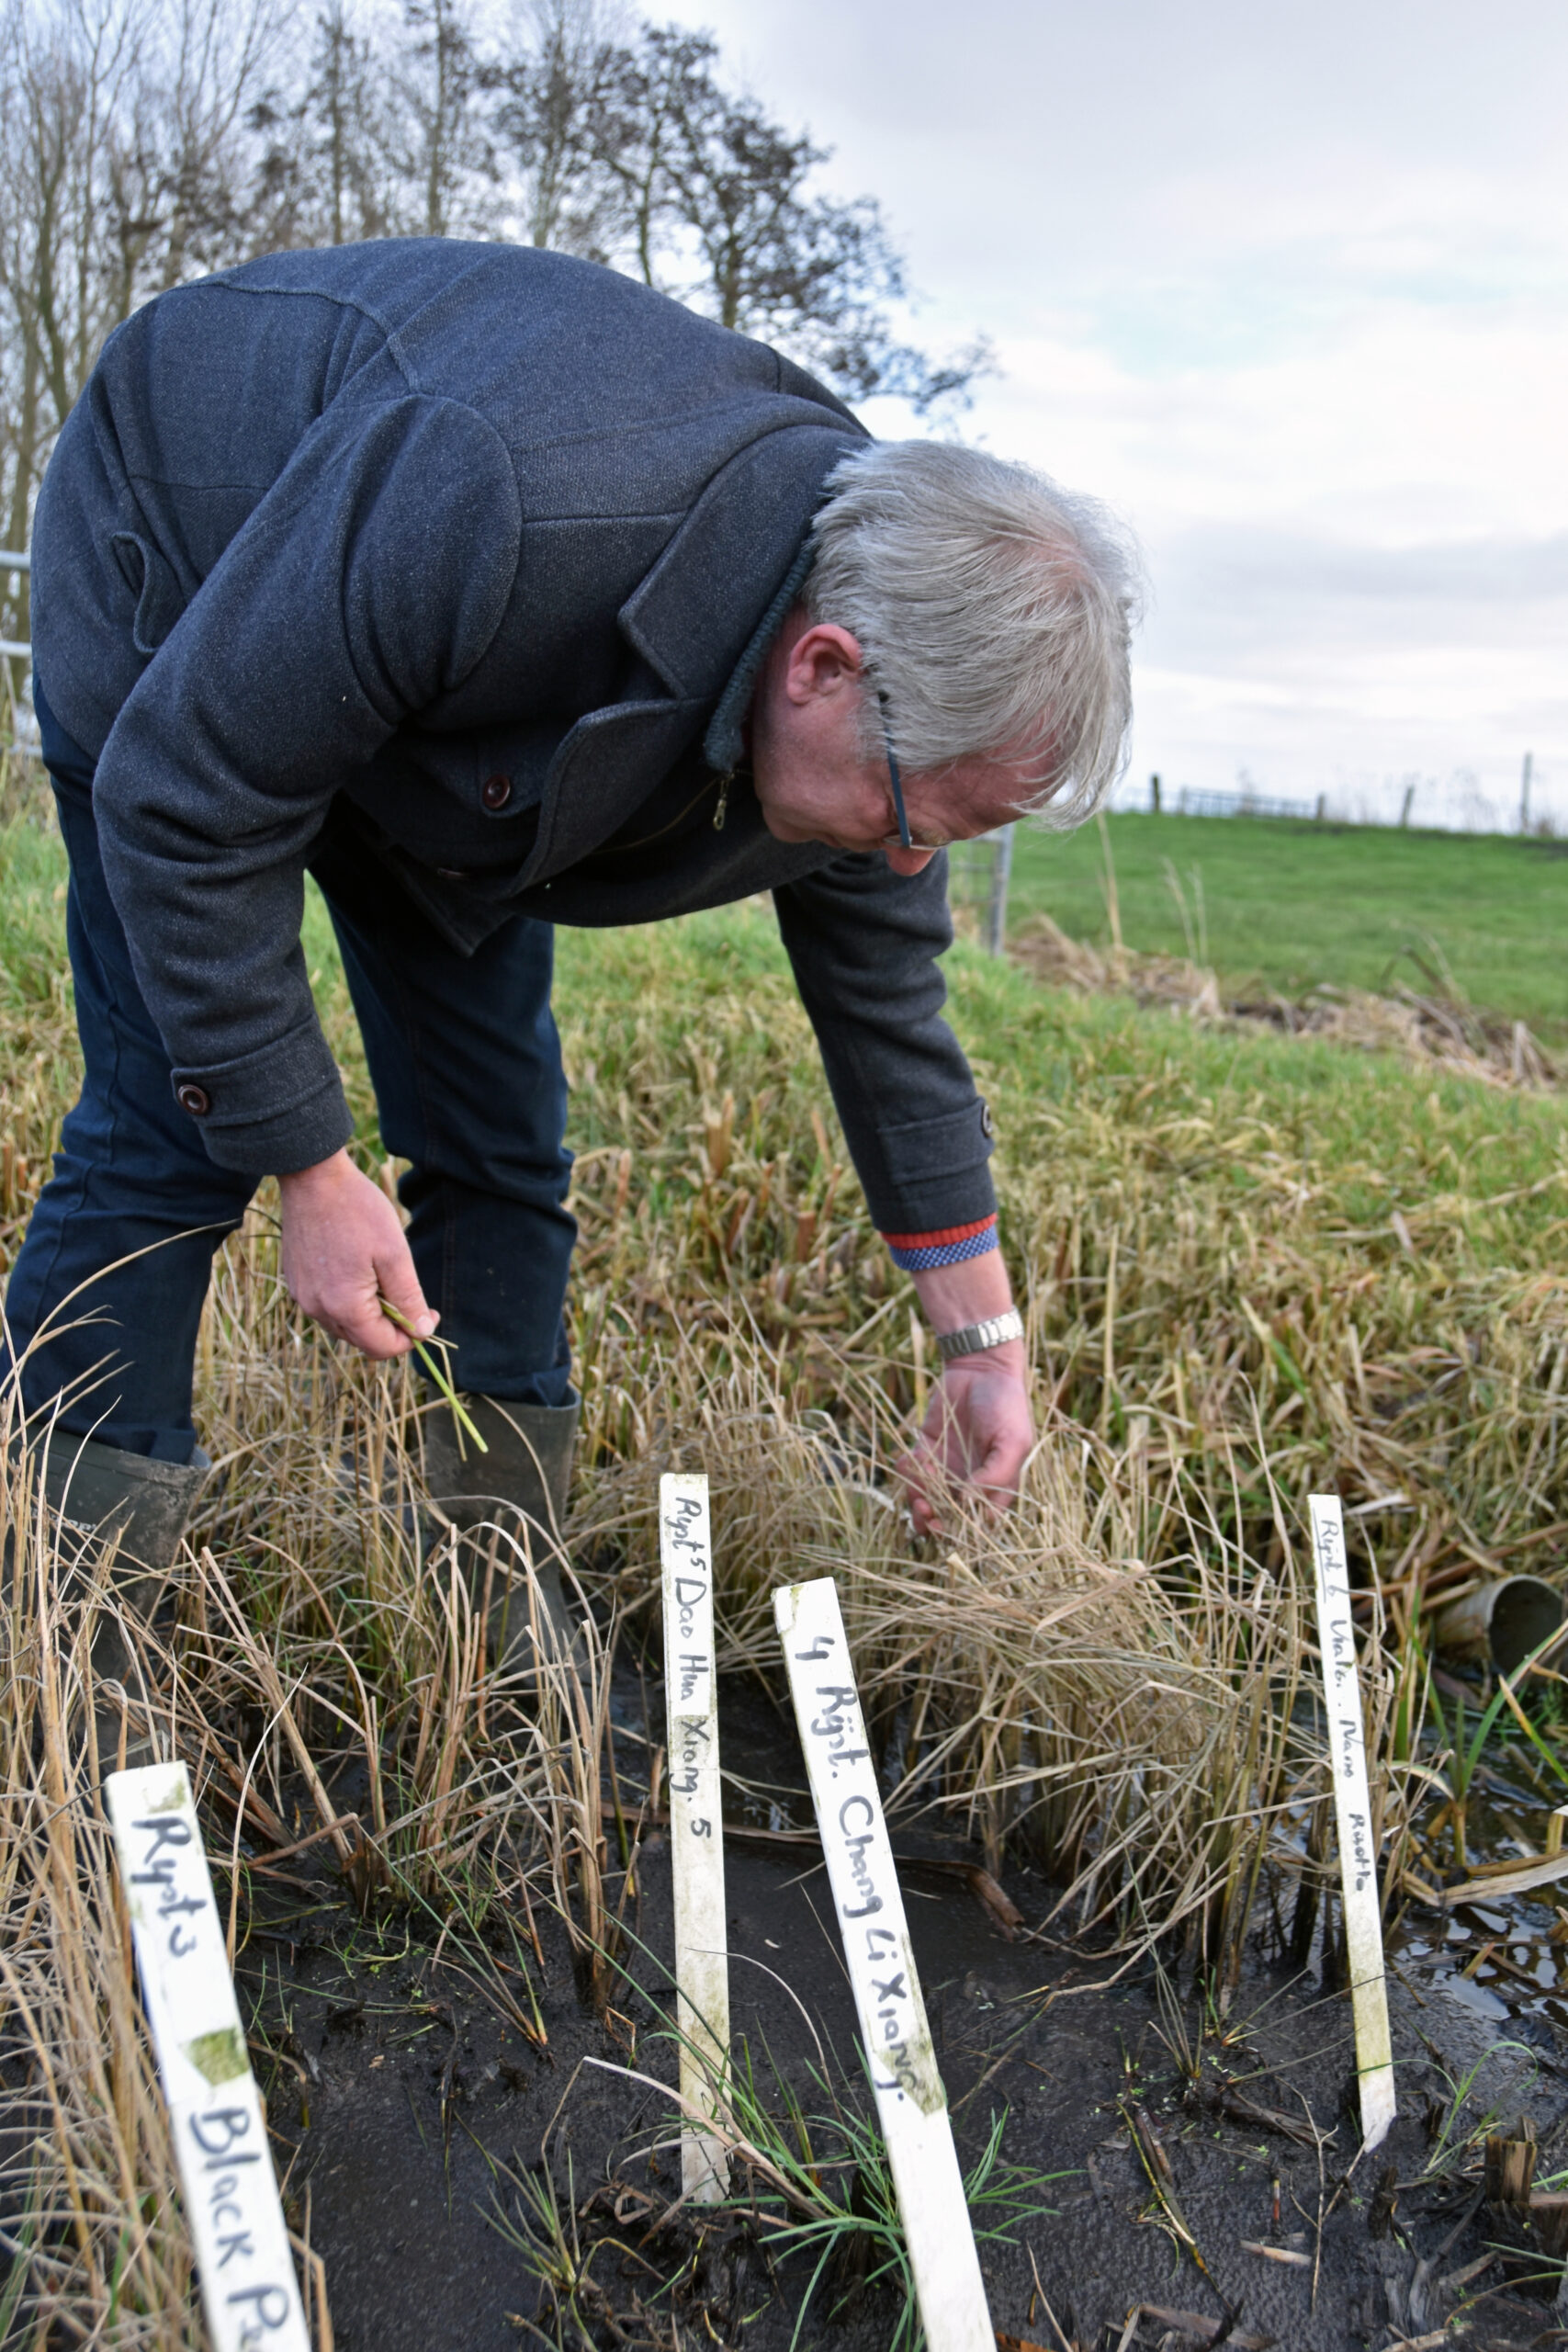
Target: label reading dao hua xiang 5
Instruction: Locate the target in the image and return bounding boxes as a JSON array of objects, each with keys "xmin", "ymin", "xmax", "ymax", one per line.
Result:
[{"xmin": 660, "ymin": 1473, "xmax": 730, "ymax": 2199}]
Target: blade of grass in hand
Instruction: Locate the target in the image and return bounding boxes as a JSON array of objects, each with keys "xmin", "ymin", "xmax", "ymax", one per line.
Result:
[{"xmin": 378, "ymin": 1296, "xmax": 488, "ymax": 1456}]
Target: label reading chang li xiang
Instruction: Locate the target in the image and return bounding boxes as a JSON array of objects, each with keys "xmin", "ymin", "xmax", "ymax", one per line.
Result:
[{"xmin": 775, "ymin": 1577, "xmax": 994, "ymax": 2352}]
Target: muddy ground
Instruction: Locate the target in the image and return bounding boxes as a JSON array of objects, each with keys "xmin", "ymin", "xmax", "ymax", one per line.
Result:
[{"xmin": 224, "ymin": 1657, "xmax": 1568, "ymax": 2352}]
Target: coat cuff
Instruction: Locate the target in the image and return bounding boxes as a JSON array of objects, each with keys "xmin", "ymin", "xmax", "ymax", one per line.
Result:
[
  {"xmin": 851, "ymin": 1099, "xmax": 998, "ymax": 1238},
  {"xmin": 881, "ymin": 1214, "xmax": 999, "ymax": 1273},
  {"xmin": 169, "ymin": 1023, "xmax": 355, "ymax": 1176}
]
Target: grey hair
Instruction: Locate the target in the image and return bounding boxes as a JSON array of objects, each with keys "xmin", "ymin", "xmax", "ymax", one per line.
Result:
[{"xmin": 803, "ymin": 440, "xmax": 1143, "ymax": 827}]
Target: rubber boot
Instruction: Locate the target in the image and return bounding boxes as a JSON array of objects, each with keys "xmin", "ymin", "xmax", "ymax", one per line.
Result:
[
  {"xmin": 38, "ymin": 1432, "xmax": 209, "ymax": 1766},
  {"xmin": 421, "ymin": 1395, "xmax": 582, "ymax": 1677}
]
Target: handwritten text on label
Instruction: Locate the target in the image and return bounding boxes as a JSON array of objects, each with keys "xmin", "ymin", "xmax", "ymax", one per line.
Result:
[
  {"xmin": 107, "ymin": 1765, "xmax": 310, "ymax": 2352},
  {"xmin": 660, "ymin": 1475, "xmax": 730, "ymax": 2201},
  {"xmin": 1308, "ymin": 1495, "xmax": 1396, "ymax": 2153},
  {"xmin": 776, "ymin": 1577, "xmax": 993, "ymax": 2352}
]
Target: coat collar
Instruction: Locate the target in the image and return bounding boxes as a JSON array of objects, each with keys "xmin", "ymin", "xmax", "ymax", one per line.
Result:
[
  {"xmin": 701, "ymin": 537, "xmax": 816, "ymax": 778},
  {"xmin": 615, "ymin": 420, "xmax": 862, "ymax": 724}
]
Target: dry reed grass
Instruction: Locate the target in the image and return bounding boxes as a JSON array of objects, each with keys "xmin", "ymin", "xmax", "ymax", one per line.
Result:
[
  {"xmin": 0, "ymin": 1190, "xmax": 1379, "ymax": 2340},
  {"xmin": 553, "ymin": 913, "xmax": 1566, "ymax": 1632},
  {"xmin": 0, "ymin": 1442, "xmax": 201, "ymax": 2346},
  {"xmin": 0, "ymin": 847, "xmax": 1563, "ymax": 2336},
  {"xmin": 0, "ymin": 1237, "xmax": 615, "ymax": 2341},
  {"xmin": 570, "ymin": 1276, "xmax": 1422, "ymax": 1979}
]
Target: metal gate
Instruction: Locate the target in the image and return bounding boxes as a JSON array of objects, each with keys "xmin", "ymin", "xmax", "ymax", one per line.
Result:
[{"xmin": 0, "ymin": 548, "xmax": 37, "ymax": 763}]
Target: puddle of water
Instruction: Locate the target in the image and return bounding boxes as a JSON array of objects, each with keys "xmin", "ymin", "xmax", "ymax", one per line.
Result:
[
  {"xmin": 1392, "ymin": 1777, "xmax": 1568, "ymax": 2048},
  {"xmin": 1438, "ymin": 1972, "xmax": 1511, "ymax": 2021}
]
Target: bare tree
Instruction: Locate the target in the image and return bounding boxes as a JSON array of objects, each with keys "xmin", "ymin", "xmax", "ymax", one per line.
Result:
[
  {"xmin": 0, "ymin": 0, "xmax": 993, "ymax": 626},
  {"xmin": 491, "ymin": 13, "xmax": 989, "ymax": 408},
  {"xmin": 387, "ymin": 0, "xmax": 493, "ymax": 237},
  {"xmin": 0, "ymin": 0, "xmax": 142, "ymax": 645},
  {"xmin": 247, "ymin": 2, "xmax": 403, "ymax": 248},
  {"xmin": 489, "ymin": 0, "xmax": 624, "ymax": 256},
  {"xmin": 94, "ymin": 0, "xmax": 289, "ymax": 321},
  {"xmin": 0, "ymin": 0, "xmax": 292, "ymax": 682},
  {"xmin": 587, "ymin": 25, "xmax": 989, "ymax": 412}
]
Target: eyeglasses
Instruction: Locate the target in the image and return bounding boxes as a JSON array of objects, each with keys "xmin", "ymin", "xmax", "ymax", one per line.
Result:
[
  {"xmin": 876, "ymin": 693, "xmax": 950, "ymax": 853},
  {"xmin": 876, "ymin": 691, "xmax": 914, "ymax": 850}
]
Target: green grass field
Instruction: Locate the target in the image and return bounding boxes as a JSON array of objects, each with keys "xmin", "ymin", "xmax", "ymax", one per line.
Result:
[
  {"xmin": 550, "ymin": 899, "xmax": 1568, "ymax": 1269},
  {"xmin": 0, "ymin": 802, "xmax": 1562, "ymax": 1287},
  {"xmin": 1001, "ymin": 813, "xmax": 1568, "ymax": 1043}
]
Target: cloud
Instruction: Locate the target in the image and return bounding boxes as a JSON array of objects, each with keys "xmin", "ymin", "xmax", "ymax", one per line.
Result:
[
  {"xmin": 1164, "ymin": 531, "xmax": 1568, "ymax": 607},
  {"xmin": 670, "ymin": 0, "xmax": 1568, "ymax": 828}
]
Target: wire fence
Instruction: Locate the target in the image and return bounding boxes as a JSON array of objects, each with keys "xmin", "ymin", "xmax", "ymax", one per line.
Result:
[
  {"xmin": 946, "ymin": 826, "xmax": 1014, "ymax": 956},
  {"xmin": 1159, "ymin": 782, "xmax": 1324, "ymax": 822},
  {"xmin": 2, "ymin": 545, "xmax": 30, "ymax": 657}
]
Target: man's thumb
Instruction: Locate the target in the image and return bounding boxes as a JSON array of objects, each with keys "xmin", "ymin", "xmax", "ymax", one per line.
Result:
[{"xmin": 377, "ymin": 1238, "xmax": 437, "ymax": 1341}]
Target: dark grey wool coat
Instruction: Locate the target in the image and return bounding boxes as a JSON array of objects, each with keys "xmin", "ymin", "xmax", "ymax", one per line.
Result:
[{"xmin": 31, "ymin": 239, "xmax": 996, "ymax": 1240}]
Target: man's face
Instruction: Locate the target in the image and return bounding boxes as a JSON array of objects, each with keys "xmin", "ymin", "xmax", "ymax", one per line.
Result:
[{"xmin": 749, "ymin": 615, "xmax": 1042, "ymax": 876}]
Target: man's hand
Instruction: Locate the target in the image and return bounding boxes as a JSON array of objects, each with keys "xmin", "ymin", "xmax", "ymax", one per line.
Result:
[
  {"xmin": 897, "ymin": 1345, "xmax": 1033, "ymax": 1535},
  {"xmin": 897, "ymin": 1251, "xmax": 1034, "ymax": 1534},
  {"xmin": 277, "ymin": 1148, "xmax": 437, "ymax": 1359}
]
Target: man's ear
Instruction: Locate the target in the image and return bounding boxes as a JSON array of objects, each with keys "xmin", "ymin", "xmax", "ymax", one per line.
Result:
[{"xmin": 783, "ymin": 623, "xmax": 863, "ymax": 707}]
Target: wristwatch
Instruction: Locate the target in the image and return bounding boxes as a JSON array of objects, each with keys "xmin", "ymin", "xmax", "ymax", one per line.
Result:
[{"xmin": 934, "ymin": 1308, "xmax": 1024, "ymax": 1363}]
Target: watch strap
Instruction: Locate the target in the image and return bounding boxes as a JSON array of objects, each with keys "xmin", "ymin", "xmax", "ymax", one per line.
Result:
[{"xmin": 934, "ymin": 1307, "xmax": 1024, "ymax": 1362}]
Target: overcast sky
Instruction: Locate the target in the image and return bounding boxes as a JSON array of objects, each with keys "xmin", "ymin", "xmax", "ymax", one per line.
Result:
[{"xmin": 665, "ymin": 0, "xmax": 1568, "ymax": 830}]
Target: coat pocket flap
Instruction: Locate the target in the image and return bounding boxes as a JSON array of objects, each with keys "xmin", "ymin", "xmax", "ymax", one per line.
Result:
[
  {"xmin": 109, "ymin": 530, "xmax": 185, "ymax": 657},
  {"xmin": 528, "ymin": 698, "xmax": 709, "ymax": 882}
]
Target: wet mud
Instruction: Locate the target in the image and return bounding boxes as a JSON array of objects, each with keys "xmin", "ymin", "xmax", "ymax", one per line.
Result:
[{"xmin": 226, "ymin": 1660, "xmax": 1568, "ymax": 2352}]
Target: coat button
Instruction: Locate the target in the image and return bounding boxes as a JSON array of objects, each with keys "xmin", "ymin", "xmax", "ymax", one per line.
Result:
[
  {"xmin": 979, "ymin": 1099, "xmax": 995, "ymax": 1138},
  {"xmin": 481, "ymin": 774, "xmax": 512, "ymax": 810},
  {"xmin": 177, "ymin": 1082, "xmax": 211, "ymax": 1116}
]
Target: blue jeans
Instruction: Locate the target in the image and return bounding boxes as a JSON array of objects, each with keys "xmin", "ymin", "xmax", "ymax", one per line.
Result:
[{"xmin": 4, "ymin": 682, "xmax": 576, "ymax": 1463}]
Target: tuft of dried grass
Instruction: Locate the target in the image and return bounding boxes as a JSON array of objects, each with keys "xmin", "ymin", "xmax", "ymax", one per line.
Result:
[
  {"xmin": 0, "ymin": 1238, "xmax": 612, "ymax": 2341},
  {"xmin": 571, "ymin": 1328, "xmax": 1375, "ymax": 1975},
  {"xmin": 0, "ymin": 1435, "xmax": 202, "ymax": 2347},
  {"xmin": 550, "ymin": 911, "xmax": 1567, "ymax": 1637}
]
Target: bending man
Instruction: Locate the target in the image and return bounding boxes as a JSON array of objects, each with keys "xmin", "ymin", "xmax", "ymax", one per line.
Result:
[{"xmin": 6, "ymin": 238, "xmax": 1137, "ymax": 1630}]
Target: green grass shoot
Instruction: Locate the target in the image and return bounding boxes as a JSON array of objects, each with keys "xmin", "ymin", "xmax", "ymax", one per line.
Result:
[{"xmin": 378, "ymin": 1295, "xmax": 488, "ymax": 1455}]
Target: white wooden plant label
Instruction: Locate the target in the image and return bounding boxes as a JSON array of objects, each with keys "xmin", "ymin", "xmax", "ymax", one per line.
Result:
[
  {"xmin": 1308, "ymin": 1493, "xmax": 1397, "ymax": 2154},
  {"xmin": 106, "ymin": 1761, "xmax": 310, "ymax": 2352},
  {"xmin": 774, "ymin": 1576, "xmax": 994, "ymax": 2352},
  {"xmin": 660, "ymin": 1474, "xmax": 730, "ymax": 2201}
]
